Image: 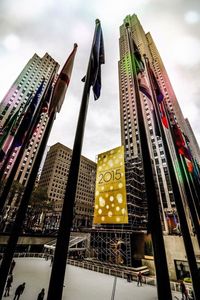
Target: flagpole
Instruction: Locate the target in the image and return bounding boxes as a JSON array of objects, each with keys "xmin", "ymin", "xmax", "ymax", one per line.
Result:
[
  {"xmin": 144, "ymin": 56, "xmax": 200, "ymax": 299},
  {"xmin": 190, "ymin": 173, "xmax": 200, "ymax": 216},
  {"xmin": 180, "ymin": 155, "xmax": 200, "ymax": 240},
  {"xmin": 0, "ymin": 110, "xmax": 55, "ymax": 299},
  {"xmin": 47, "ymin": 20, "xmax": 102, "ymax": 300},
  {"xmin": 187, "ymin": 155, "xmax": 200, "ymax": 218},
  {"xmin": 125, "ymin": 23, "xmax": 172, "ymax": 300},
  {"xmin": 0, "ymin": 43, "xmax": 77, "ymax": 297},
  {"xmin": 0, "ymin": 70, "xmax": 56, "ymax": 214},
  {"xmin": 163, "ymin": 104, "xmax": 200, "ymax": 299},
  {"xmin": 144, "ymin": 56, "xmax": 200, "ymax": 243}
]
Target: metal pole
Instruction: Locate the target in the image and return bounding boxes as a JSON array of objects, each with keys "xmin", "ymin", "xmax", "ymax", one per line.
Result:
[
  {"xmin": 144, "ymin": 56, "xmax": 200, "ymax": 299},
  {"xmin": 180, "ymin": 155, "xmax": 200, "ymax": 246},
  {"xmin": 0, "ymin": 112, "xmax": 55, "ymax": 299},
  {"xmin": 47, "ymin": 20, "xmax": 101, "ymax": 300},
  {"xmin": 125, "ymin": 23, "xmax": 172, "ymax": 300},
  {"xmin": 111, "ymin": 276, "xmax": 117, "ymax": 300},
  {"xmin": 0, "ymin": 70, "xmax": 57, "ymax": 213}
]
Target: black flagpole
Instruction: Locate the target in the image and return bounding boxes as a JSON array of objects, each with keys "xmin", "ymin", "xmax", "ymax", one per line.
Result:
[
  {"xmin": 144, "ymin": 56, "xmax": 200, "ymax": 300},
  {"xmin": 186, "ymin": 156, "xmax": 200, "ymax": 219},
  {"xmin": 0, "ymin": 110, "xmax": 56, "ymax": 299},
  {"xmin": 163, "ymin": 104, "xmax": 200, "ymax": 300},
  {"xmin": 125, "ymin": 24, "xmax": 172, "ymax": 300},
  {"xmin": 47, "ymin": 20, "xmax": 101, "ymax": 300},
  {"xmin": 180, "ymin": 155, "xmax": 200, "ymax": 245},
  {"xmin": 0, "ymin": 70, "xmax": 56, "ymax": 214},
  {"xmin": 144, "ymin": 56, "xmax": 200, "ymax": 246}
]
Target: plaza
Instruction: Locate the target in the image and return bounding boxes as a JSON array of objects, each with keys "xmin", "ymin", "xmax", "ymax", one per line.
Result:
[{"xmin": 3, "ymin": 257, "xmax": 181, "ymax": 300}]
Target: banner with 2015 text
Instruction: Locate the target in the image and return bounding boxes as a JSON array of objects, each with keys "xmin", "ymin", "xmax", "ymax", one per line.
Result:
[{"xmin": 93, "ymin": 146, "xmax": 128, "ymax": 224}]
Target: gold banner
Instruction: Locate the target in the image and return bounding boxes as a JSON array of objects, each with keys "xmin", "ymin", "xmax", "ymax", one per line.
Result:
[{"xmin": 93, "ymin": 146, "xmax": 128, "ymax": 224}]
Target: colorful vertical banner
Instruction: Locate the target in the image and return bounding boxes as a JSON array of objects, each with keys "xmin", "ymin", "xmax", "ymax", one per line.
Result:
[{"xmin": 93, "ymin": 146, "xmax": 128, "ymax": 224}]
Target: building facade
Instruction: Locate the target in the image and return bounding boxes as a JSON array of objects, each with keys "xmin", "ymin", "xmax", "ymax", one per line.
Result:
[
  {"xmin": 91, "ymin": 14, "xmax": 200, "ymax": 272},
  {"xmin": 38, "ymin": 142, "xmax": 96, "ymax": 229},
  {"xmin": 119, "ymin": 14, "xmax": 200, "ymax": 232},
  {"xmin": 0, "ymin": 53, "xmax": 59, "ymax": 186},
  {"xmin": 184, "ymin": 118, "xmax": 200, "ymax": 165}
]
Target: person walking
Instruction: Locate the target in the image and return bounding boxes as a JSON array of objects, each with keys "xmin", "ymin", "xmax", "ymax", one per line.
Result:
[
  {"xmin": 126, "ymin": 272, "xmax": 132, "ymax": 282},
  {"xmin": 37, "ymin": 288, "xmax": 45, "ymax": 300},
  {"xmin": 50, "ymin": 255, "xmax": 54, "ymax": 266},
  {"xmin": 13, "ymin": 282, "xmax": 25, "ymax": 300},
  {"xmin": 9, "ymin": 260, "xmax": 16, "ymax": 274},
  {"xmin": 4, "ymin": 274, "xmax": 13, "ymax": 297},
  {"xmin": 180, "ymin": 280, "xmax": 189, "ymax": 300},
  {"xmin": 137, "ymin": 271, "xmax": 143, "ymax": 286}
]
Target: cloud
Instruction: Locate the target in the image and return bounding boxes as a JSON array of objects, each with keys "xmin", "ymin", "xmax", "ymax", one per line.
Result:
[
  {"xmin": 0, "ymin": 0, "xmax": 199, "ymax": 161},
  {"xmin": 185, "ymin": 10, "xmax": 200, "ymax": 24},
  {"xmin": 2, "ymin": 33, "xmax": 20, "ymax": 51},
  {"xmin": 170, "ymin": 36, "xmax": 200, "ymax": 66}
]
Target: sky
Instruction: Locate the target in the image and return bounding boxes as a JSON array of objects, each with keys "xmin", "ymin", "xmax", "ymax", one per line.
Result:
[{"xmin": 0, "ymin": 0, "xmax": 199, "ymax": 162}]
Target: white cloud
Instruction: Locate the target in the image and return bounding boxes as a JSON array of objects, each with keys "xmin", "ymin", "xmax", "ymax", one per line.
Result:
[
  {"xmin": 6, "ymin": 0, "xmax": 54, "ymax": 21},
  {"xmin": 185, "ymin": 11, "xmax": 200, "ymax": 24},
  {"xmin": 0, "ymin": 0, "xmax": 199, "ymax": 159},
  {"xmin": 171, "ymin": 36, "xmax": 200, "ymax": 66},
  {"xmin": 3, "ymin": 34, "xmax": 20, "ymax": 51}
]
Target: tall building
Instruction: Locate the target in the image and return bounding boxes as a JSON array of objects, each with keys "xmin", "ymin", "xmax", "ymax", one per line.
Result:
[
  {"xmin": 0, "ymin": 53, "xmax": 59, "ymax": 186},
  {"xmin": 118, "ymin": 14, "xmax": 200, "ymax": 231},
  {"xmin": 184, "ymin": 118, "xmax": 200, "ymax": 164},
  {"xmin": 38, "ymin": 143, "xmax": 96, "ymax": 229},
  {"xmin": 91, "ymin": 15, "xmax": 200, "ymax": 276},
  {"xmin": 117, "ymin": 14, "xmax": 200, "ymax": 276}
]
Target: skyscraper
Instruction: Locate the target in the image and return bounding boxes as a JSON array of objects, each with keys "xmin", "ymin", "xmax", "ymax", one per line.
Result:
[
  {"xmin": 117, "ymin": 14, "xmax": 200, "ymax": 278},
  {"xmin": 184, "ymin": 118, "xmax": 200, "ymax": 164},
  {"xmin": 38, "ymin": 142, "xmax": 96, "ymax": 229},
  {"xmin": 92, "ymin": 14, "xmax": 200, "ymax": 277},
  {"xmin": 119, "ymin": 14, "xmax": 200, "ymax": 232},
  {"xmin": 0, "ymin": 53, "xmax": 59, "ymax": 186}
]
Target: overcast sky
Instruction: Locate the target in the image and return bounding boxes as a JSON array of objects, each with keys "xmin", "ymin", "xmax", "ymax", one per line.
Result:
[{"xmin": 0, "ymin": 0, "xmax": 199, "ymax": 162}]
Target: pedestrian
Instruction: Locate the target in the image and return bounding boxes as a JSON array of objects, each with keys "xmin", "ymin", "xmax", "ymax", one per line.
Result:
[
  {"xmin": 126, "ymin": 272, "xmax": 132, "ymax": 282},
  {"xmin": 37, "ymin": 288, "xmax": 45, "ymax": 300},
  {"xmin": 180, "ymin": 280, "xmax": 189, "ymax": 300},
  {"xmin": 13, "ymin": 282, "xmax": 25, "ymax": 300},
  {"xmin": 9, "ymin": 260, "xmax": 16, "ymax": 274},
  {"xmin": 4, "ymin": 274, "xmax": 13, "ymax": 297},
  {"xmin": 50, "ymin": 255, "xmax": 54, "ymax": 266},
  {"xmin": 137, "ymin": 271, "xmax": 143, "ymax": 286}
]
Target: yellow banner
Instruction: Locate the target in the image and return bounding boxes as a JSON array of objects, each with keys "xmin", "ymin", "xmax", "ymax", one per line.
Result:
[{"xmin": 93, "ymin": 146, "xmax": 128, "ymax": 224}]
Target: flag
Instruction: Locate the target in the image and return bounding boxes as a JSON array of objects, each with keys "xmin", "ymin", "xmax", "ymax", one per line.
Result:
[
  {"xmin": 0, "ymin": 80, "xmax": 44, "ymax": 163},
  {"xmin": 186, "ymin": 159, "xmax": 193, "ymax": 173},
  {"xmin": 159, "ymin": 102, "xmax": 169, "ymax": 129},
  {"xmin": 145, "ymin": 59, "xmax": 168, "ymax": 129},
  {"xmin": 182, "ymin": 133, "xmax": 194, "ymax": 173},
  {"xmin": 0, "ymin": 107, "xmax": 21, "ymax": 148},
  {"xmin": 169, "ymin": 112, "xmax": 193, "ymax": 169},
  {"xmin": 12, "ymin": 79, "xmax": 45, "ymax": 147},
  {"xmin": 137, "ymin": 72, "xmax": 160, "ymax": 136},
  {"xmin": 138, "ymin": 72, "xmax": 152, "ymax": 102},
  {"xmin": 49, "ymin": 44, "xmax": 78, "ymax": 114},
  {"xmin": 41, "ymin": 84, "xmax": 53, "ymax": 114},
  {"xmin": 147, "ymin": 62, "xmax": 164, "ymax": 103},
  {"xmin": 133, "ymin": 48, "xmax": 160, "ymax": 136},
  {"xmin": 89, "ymin": 19, "xmax": 105, "ymax": 100},
  {"xmin": 0, "ymin": 93, "xmax": 33, "ymax": 162},
  {"xmin": 132, "ymin": 39, "xmax": 145, "ymax": 74}
]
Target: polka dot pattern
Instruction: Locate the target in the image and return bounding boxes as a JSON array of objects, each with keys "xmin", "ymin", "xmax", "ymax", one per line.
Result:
[{"xmin": 93, "ymin": 146, "xmax": 128, "ymax": 224}]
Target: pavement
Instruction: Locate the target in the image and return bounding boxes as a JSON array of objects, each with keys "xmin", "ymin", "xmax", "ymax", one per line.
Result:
[{"xmin": 2, "ymin": 257, "xmax": 181, "ymax": 300}]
